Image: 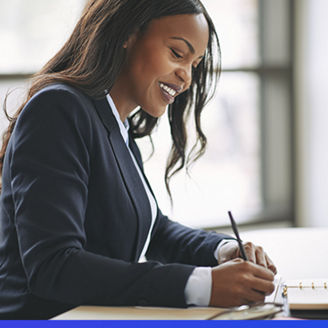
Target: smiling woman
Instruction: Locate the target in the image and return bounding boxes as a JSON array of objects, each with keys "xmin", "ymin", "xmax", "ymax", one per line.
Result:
[
  {"xmin": 0, "ymin": 0, "xmax": 276, "ymax": 319},
  {"xmin": 111, "ymin": 14, "xmax": 209, "ymax": 119}
]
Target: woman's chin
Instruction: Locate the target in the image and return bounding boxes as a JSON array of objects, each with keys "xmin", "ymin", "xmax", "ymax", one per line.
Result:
[{"xmin": 143, "ymin": 106, "xmax": 167, "ymax": 118}]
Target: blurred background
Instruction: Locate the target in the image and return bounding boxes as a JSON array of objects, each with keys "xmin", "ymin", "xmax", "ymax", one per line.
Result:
[{"xmin": 0, "ymin": 0, "xmax": 327, "ymax": 230}]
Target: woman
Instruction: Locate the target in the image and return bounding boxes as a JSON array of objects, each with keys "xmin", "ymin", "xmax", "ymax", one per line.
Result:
[{"xmin": 0, "ymin": 0, "xmax": 276, "ymax": 319}]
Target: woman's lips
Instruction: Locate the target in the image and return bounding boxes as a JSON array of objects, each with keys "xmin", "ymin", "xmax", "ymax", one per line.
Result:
[
  {"xmin": 159, "ymin": 82, "xmax": 182, "ymax": 104},
  {"xmin": 159, "ymin": 85, "xmax": 174, "ymax": 104}
]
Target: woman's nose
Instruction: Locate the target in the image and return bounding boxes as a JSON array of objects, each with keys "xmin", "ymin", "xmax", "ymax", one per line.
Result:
[{"xmin": 175, "ymin": 65, "xmax": 192, "ymax": 90}]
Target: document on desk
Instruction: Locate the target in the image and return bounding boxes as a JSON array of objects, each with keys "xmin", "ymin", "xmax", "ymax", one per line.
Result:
[
  {"xmin": 265, "ymin": 275, "xmax": 286, "ymax": 304},
  {"xmin": 52, "ymin": 306, "xmax": 226, "ymax": 320}
]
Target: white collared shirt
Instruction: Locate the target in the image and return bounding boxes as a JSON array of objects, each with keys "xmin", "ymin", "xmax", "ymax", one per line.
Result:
[{"xmin": 106, "ymin": 94, "xmax": 157, "ymax": 262}]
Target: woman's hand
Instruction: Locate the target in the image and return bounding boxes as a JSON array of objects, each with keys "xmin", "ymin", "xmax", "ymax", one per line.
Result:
[
  {"xmin": 210, "ymin": 258, "xmax": 275, "ymax": 307},
  {"xmin": 218, "ymin": 240, "xmax": 277, "ymax": 274}
]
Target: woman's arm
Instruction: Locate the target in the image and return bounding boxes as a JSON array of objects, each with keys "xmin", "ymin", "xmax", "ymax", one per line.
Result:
[
  {"xmin": 146, "ymin": 209, "xmax": 234, "ymax": 266},
  {"xmin": 8, "ymin": 86, "xmax": 194, "ymax": 309}
]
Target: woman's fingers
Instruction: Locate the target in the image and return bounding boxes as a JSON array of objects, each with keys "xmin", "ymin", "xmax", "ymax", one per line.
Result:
[
  {"xmin": 210, "ymin": 259, "xmax": 275, "ymax": 308},
  {"xmin": 242, "ymin": 242, "xmax": 277, "ymax": 274}
]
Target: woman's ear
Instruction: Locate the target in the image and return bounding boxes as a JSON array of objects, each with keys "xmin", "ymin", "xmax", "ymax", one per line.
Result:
[{"xmin": 123, "ymin": 32, "xmax": 138, "ymax": 49}]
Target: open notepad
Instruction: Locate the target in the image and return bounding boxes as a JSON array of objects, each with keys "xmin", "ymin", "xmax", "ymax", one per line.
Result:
[{"xmin": 283, "ymin": 279, "xmax": 328, "ymax": 310}]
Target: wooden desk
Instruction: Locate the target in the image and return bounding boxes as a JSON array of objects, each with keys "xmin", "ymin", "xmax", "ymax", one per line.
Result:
[{"xmin": 53, "ymin": 306, "xmax": 225, "ymax": 320}]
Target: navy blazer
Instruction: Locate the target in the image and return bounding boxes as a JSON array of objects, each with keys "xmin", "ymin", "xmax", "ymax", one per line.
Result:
[{"xmin": 0, "ymin": 84, "xmax": 229, "ymax": 319}]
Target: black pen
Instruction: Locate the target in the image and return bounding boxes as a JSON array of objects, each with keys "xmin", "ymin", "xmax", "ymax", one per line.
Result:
[{"xmin": 228, "ymin": 211, "xmax": 248, "ymax": 261}]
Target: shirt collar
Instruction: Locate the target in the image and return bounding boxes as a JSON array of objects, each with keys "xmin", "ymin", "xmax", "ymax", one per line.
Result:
[{"xmin": 106, "ymin": 93, "xmax": 130, "ymax": 146}]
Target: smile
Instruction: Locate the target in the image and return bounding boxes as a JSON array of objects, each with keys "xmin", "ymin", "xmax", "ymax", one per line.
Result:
[{"xmin": 159, "ymin": 83, "xmax": 177, "ymax": 97}]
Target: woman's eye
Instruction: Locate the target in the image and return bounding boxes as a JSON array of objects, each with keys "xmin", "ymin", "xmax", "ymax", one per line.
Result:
[{"xmin": 171, "ymin": 48, "xmax": 183, "ymax": 59}]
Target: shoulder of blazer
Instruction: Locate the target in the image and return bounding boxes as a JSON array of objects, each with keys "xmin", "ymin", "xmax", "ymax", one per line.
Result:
[
  {"xmin": 31, "ymin": 83, "xmax": 90, "ymax": 104},
  {"xmin": 28, "ymin": 83, "xmax": 119, "ymax": 134}
]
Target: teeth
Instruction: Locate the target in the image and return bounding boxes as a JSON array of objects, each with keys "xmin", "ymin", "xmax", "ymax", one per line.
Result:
[{"xmin": 159, "ymin": 83, "xmax": 176, "ymax": 97}]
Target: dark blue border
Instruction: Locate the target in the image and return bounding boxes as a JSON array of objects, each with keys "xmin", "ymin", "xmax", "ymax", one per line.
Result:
[{"xmin": 0, "ymin": 321, "xmax": 327, "ymax": 328}]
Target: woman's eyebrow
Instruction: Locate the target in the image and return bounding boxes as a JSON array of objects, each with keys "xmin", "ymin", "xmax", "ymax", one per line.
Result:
[{"xmin": 170, "ymin": 36, "xmax": 204, "ymax": 59}]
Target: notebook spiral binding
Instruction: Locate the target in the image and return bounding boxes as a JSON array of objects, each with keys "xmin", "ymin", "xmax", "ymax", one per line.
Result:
[{"xmin": 283, "ymin": 281, "xmax": 328, "ymax": 297}]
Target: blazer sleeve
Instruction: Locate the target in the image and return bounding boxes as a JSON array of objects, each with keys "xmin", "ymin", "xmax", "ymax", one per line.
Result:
[
  {"xmin": 146, "ymin": 210, "xmax": 234, "ymax": 266},
  {"xmin": 9, "ymin": 87, "xmax": 194, "ymax": 308}
]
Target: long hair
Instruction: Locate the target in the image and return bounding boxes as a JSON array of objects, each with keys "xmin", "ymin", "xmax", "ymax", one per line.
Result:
[{"xmin": 0, "ymin": 0, "xmax": 221, "ymax": 198}]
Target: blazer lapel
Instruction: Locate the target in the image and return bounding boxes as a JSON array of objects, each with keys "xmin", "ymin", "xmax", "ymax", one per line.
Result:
[
  {"xmin": 92, "ymin": 97, "xmax": 151, "ymax": 261},
  {"xmin": 129, "ymin": 136, "xmax": 158, "ymax": 204}
]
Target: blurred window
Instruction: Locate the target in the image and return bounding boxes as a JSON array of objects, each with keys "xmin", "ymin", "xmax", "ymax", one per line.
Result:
[
  {"xmin": 138, "ymin": 0, "xmax": 293, "ymax": 228},
  {"xmin": 0, "ymin": 0, "xmax": 85, "ymax": 73},
  {"xmin": 0, "ymin": 0, "xmax": 293, "ymax": 228}
]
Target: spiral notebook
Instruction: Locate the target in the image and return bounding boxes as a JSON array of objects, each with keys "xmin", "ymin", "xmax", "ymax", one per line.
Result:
[{"xmin": 283, "ymin": 279, "xmax": 328, "ymax": 310}]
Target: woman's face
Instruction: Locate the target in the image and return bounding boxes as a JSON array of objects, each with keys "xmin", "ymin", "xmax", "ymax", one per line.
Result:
[{"xmin": 111, "ymin": 13, "xmax": 209, "ymax": 120}]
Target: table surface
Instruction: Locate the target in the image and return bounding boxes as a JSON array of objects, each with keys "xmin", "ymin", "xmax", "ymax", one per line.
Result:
[{"xmin": 240, "ymin": 227, "xmax": 328, "ymax": 280}]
